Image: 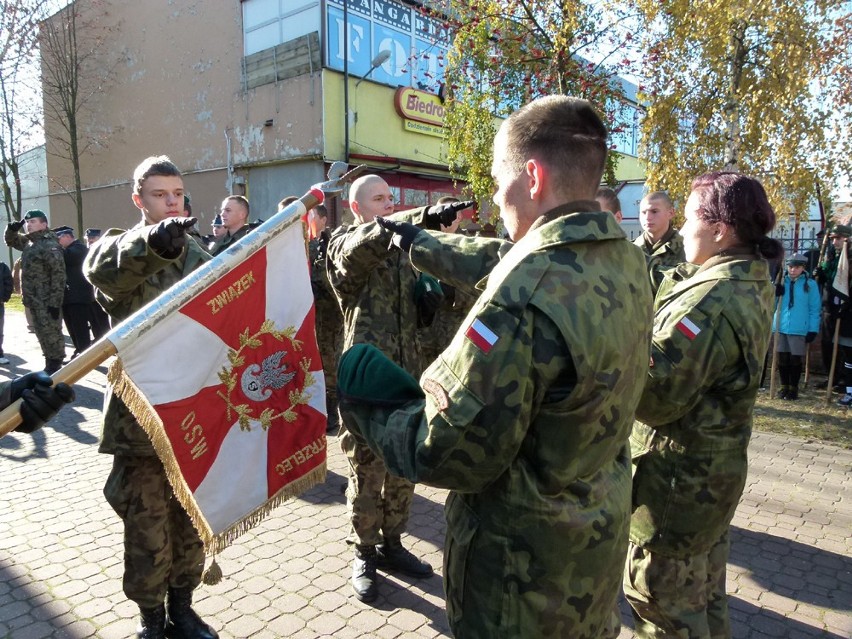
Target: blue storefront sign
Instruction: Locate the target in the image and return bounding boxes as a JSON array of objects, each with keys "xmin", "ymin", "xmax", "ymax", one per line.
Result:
[{"xmin": 327, "ymin": 0, "xmax": 449, "ymax": 92}]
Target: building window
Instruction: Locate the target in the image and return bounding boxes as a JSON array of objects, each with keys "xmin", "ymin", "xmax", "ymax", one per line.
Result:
[{"xmin": 243, "ymin": 0, "xmax": 321, "ymax": 56}]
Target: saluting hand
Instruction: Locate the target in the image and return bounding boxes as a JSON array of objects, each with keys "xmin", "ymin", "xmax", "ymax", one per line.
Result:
[
  {"xmin": 424, "ymin": 200, "xmax": 475, "ymax": 229},
  {"xmin": 148, "ymin": 217, "xmax": 197, "ymax": 258},
  {"xmin": 376, "ymin": 217, "xmax": 422, "ymax": 252}
]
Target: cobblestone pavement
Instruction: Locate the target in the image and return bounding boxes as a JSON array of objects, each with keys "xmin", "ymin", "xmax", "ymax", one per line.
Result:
[{"xmin": 0, "ymin": 308, "xmax": 850, "ymax": 638}]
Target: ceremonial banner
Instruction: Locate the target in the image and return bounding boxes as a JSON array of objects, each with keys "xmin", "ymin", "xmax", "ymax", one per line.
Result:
[{"xmin": 108, "ymin": 218, "xmax": 327, "ymax": 552}]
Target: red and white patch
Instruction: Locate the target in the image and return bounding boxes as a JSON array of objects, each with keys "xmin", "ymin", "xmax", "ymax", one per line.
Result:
[
  {"xmin": 465, "ymin": 318, "xmax": 499, "ymax": 354},
  {"xmin": 676, "ymin": 316, "xmax": 701, "ymax": 340}
]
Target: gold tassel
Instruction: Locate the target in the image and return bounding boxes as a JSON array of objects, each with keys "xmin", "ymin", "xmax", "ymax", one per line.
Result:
[{"xmin": 202, "ymin": 556, "xmax": 223, "ymax": 585}]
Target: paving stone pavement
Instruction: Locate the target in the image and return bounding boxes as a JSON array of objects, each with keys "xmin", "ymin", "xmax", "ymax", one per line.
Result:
[{"xmin": 0, "ymin": 307, "xmax": 850, "ymax": 638}]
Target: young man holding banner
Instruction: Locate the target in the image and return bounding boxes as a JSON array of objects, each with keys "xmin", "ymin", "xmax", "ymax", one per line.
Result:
[{"xmin": 84, "ymin": 157, "xmax": 218, "ymax": 639}]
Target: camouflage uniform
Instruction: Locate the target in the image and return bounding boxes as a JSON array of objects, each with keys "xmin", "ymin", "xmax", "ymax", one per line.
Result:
[
  {"xmin": 326, "ymin": 207, "xmax": 434, "ymax": 546},
  {"xmin": 339, "ymin": 205, "xmax": 654, "ymax": 638},
  {"xmin": 635, "ymin": 226, "xmax": 686, "ymax": 293},
  {"xmin": 84, "ymin": 223, "xmax": 211, "ymax": 608},
  {"xmin": 4, "ymin": 225, "xmax": 66, "ymax": 363},
  {"xmin": 418, "ymin": 280, "xmax": 477, "ymax": 364},
  {"xmin": 309, "ymin": 230, "xmax": 343, "ymax": 428},
  {"xmin": 209, "ymin": 224, "xmax": 251, "ymax": 256},
  {"xmin": 626, "ymin": 255, "xmax": 773, "ymax": 639}
]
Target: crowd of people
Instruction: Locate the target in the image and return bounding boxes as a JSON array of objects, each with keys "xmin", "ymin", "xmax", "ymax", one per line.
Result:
[{"xmin": 1, "ymin": 94, "xmax": 849, "ymax": 639}]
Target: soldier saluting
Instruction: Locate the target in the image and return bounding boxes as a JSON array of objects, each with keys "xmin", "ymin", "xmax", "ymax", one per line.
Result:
[{"xmin": 337, "ymin": 95, "xmax": 654, "ymax": 638}]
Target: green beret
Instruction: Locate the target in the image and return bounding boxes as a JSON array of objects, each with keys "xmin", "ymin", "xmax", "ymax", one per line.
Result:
[
  {"xmin": 830, "ymin": 223, "xmax": 852, "ymax": 238},
  {"xmin": 414, "ymin": 273, "xmax": 442, "ymax": 304},
  {"xmin": 24, "ymin": 209, "xmax": 47, "ymax": 221},
  {"xmin": 337, "ymin": 344, "xmax": 424, "ymax": 405}
]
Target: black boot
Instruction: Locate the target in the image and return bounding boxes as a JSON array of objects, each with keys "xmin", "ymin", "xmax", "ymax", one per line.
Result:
[
  {"xmin": 788, "ymin": 364, "xmax": 802, "ymax": 400},
  {"xmin": 137, "ymin": 605, "xmax": 166, "ymax": 639},
  {"xmin": 352, "ymin": 545, "xmax": 379, "ymax": 602},
  {"xmin": 165, "ymin": 587, "xmax": 219, "ymax": 639},
  {"xmin": 777, "ymin": 360, "xmax": 790, "ymax": 399},
  {"xmin": 377, "ymin": 536, "xmax": 433, "ymax": 577},
  {"xmin": 44, "ymin": 358, "xmax": 63, "ymax": 375}
]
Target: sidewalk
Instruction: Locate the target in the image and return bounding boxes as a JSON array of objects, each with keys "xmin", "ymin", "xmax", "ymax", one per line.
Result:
[{"xmin": 1, "ymin": 307, "xmax": 850, "ymax": 638}]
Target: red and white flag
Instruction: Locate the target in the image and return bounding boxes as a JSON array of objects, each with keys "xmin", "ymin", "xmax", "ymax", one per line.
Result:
[{"xmin": 108, "ymin": 217, "xmax": 327, "ymax": 552}]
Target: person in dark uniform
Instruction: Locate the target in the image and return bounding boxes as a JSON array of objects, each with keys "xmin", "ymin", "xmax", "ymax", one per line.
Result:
[{"xmin": 56, "ymin": 227, "xmax": 98, "ymax": 357}]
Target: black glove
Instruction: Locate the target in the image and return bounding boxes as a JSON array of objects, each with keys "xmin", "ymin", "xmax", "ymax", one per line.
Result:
[
  {"xmin": 148, "ymin": 217, "xmax": 197, "ymax": 258},
  {"xmin": 805, "ymin": 331, "xmax": 817, "ymax": 343},
  {"xmin": 7, "ymin": 220, "xmax": 23, "ymax": 233},
  {"xmin": 48, "ymin": 306, "xmax": 60, "ymax": 320},
  {"xmin": 10, "ymin": 372, "xmax": 75, "ymax": 434},
  {"xmin": 775, "ymin": 283, "xmax": 785, "ymax": 297},
  {"xmin": 424, "ymin": 200, "xmax": 475, "ymax": 230},
  {"xmin": 375, "ymin": 217, "xmax": 422, "ymax": 252}
]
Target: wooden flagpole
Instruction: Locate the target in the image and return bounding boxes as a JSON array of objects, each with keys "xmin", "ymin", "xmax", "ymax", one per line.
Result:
[
  {"xmin": 0, "ymin": 164, "xmax": 365, "ymax": 437},
  {"xmin": 769, "ymin": 265, "xmax": 785, "ymax": 399}
]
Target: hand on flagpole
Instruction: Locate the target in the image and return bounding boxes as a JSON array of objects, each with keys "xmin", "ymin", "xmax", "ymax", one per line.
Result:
[
  {"xmin": 10, "ymin": 372, "xmax": 76, "ymax": 434},
  {"xmin": 148, "ymin": 217, "xmax": 197, "ymax": 258}
]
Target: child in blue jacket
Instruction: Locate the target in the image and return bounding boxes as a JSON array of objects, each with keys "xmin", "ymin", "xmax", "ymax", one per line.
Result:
[{"xmin": 773, "ymin": 253, "xmax": 821, "ymax": 399}]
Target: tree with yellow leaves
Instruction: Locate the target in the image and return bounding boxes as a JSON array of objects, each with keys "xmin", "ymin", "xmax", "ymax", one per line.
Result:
[
  {"xmin": 635, "ymin": 0, "xmax": 851, "ymax": 218},
  {"xmin": 439, "ymin": 0, "xmax": 638, "ymax": 213}
]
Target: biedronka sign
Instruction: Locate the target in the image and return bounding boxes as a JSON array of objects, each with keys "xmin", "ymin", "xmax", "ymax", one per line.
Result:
[{"xmin": 394, "ymin": 87, "xmax": 446, "ymax": 138}]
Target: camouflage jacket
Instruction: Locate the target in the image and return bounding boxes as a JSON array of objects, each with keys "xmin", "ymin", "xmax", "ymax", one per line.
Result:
[
  {"xmin": 4, "ymin": 227, "xmax": 66, "ymax": 309},
  {"xmin": 634, "ymin": 226, "xmax": 686, "ymax": 292},
  {"xmin": 84, "ymin": 222, "xmax": 211, "ymax": 455},
  {"xmin": 629, "ymin": 255, "xmax": 773, "ymax": 558},
  {"xmin": 209, "ymin": 224, "xmax": 251, "ymax": 256},
  {"xmin": 326, "ymin": 207, "xmax": 435, "ymax": 378},
  {"xmin": 343, "ymin": 204, "xmax": 654, "ymax": 638}
]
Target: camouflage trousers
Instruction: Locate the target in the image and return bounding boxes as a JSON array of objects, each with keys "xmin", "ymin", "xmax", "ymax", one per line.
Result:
[
  {"xmin": 318, "ymin": 324, "xmax": 341, "ymax": 428},
  {"xmin": 104, "ymin": 455, "xmax": 205, "ymax": 608},
  {"xmin": 623, "ymin": 532, "xmax": 731, "ymax": 639},
  {"xmin": 339, "ymin": 423, "xmax": 414, "ymax": 546},
  {"xmin": 29, "ymin": 303, "xmax": 65, "ymax": 361}
]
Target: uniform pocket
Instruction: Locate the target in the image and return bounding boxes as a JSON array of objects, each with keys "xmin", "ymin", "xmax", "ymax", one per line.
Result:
[
  {"xmin": 443, "ymin": 492, "xmax": 480, "ymax": 625},
  {"xmin": 103, "ymin": 457, "xmax": 132, "ymax": 519}
]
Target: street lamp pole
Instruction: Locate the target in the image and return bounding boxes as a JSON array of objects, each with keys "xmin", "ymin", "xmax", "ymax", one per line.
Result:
[{"xmin": 343, "ymin": 0, "xmax": 350, "ymax": 163}]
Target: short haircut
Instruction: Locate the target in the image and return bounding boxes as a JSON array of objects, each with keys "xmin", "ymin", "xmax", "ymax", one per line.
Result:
[
  {"xmin": 500, "ymin": 95, "xmax": 608, "ymax": 197},
  {"xmin": 643, "ymin": 191, "xmax": 674, "ymax": 209},
  {"xmin": 690, "ymin": 172, "xmax": 782, "ymax": 260},
  {"xmin": 313, "ymin": 204, "xmax": 328, "ymax": 218},
  {"xmin": 595, "ymin": 187, "xmax": 621, "ymax": 214},
  {"xmin": 349, "ymin": 175, "xmax": 390, "ymax": 207},
  {"xmin": 278, "ymin": 196, "xmax": 298, "ymax": 211},
  {"xmin": 436, "ymin": 196, "xmax": 459, "ymax": 205},
  {"xmin": 226, "ymin": 195, "xmax": 250, "ymax": 217},
  {"xmin": 133, "ymin": 156, "xmax": 181, "ymax": 194}
]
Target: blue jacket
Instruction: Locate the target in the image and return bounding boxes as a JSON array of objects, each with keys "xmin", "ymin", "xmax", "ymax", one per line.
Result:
[{"xmin": 772, "ymin": 273, "xmax": 821, "ymax": 335}]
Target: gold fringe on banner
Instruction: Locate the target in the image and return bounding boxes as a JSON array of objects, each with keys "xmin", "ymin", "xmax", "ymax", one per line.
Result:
[{"xmin": 108, "ymin": 358, "xmax": 327, "ymax": 558}]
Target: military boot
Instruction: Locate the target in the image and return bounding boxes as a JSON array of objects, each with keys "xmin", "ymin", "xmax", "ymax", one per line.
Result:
[
  {"xmin": 352, "ymin": 544, "xmax": 379, "ymax": 602},
  {"xmin": 44, "ymin": 358, "xmax": 63, "ymax": 375},
  {"xmin": 137, "ymin": 605, "xmax": 166, "ymax": 639},
  {"xmin": 165, "ymin": 587, "xmax": 219, "ymax": 639},
  {"xmin": 376, "ymin": 536, "xmax": 433, "ymax": 577}
]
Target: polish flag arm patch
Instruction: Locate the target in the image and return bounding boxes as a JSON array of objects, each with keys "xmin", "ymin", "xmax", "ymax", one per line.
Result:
[
  {"xmin": 465, "ymin": 317, "xmax": 499, "ymax": 353},
  {"xmin": 675, "ymin": 316, "xmax": 701, "ymax": 340}
]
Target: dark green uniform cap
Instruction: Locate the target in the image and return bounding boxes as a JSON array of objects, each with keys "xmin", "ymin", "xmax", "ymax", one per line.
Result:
[
  {"xmin": 414, "ymin": 273, "xmax": 442, "ymax": 303},
  {"xmin": 337, "ymin": 344, "xmax": 424, "ymax": 405},
  {"xmin": 24, "ymin": 209, "xmax": 47, "ymax": 221},
  {"xmin": 830, "ymin": 223, "xmax": 852, "ymax": 238}
]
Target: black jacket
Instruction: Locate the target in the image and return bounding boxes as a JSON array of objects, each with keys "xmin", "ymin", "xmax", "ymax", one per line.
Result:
[{"xmin": 62, "ymin": 239, "xmax": 96, "ymax": 305}]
